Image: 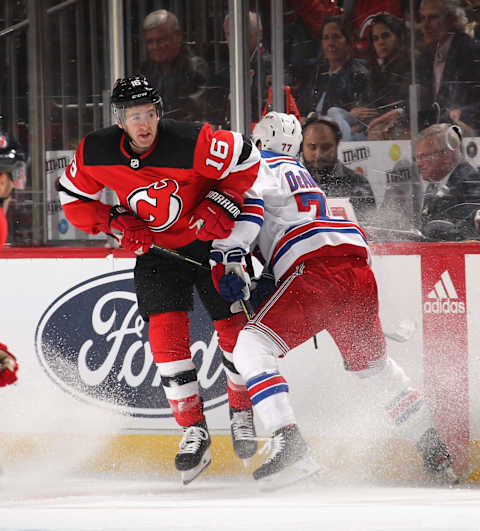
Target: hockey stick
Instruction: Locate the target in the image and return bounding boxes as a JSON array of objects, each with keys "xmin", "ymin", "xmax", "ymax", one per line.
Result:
[
  {"xmin": 150, "ymin": 244, "xmax": 254, "ymax": 320},
  {"xmin": 151, "ymin": 244, "xmax": 209, "ymax": 269}
]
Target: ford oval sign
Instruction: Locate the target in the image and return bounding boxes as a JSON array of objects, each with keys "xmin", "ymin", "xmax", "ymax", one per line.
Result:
[{"xmin": 34, "ymin": 269, "xmax": 227, "ymax": 417}]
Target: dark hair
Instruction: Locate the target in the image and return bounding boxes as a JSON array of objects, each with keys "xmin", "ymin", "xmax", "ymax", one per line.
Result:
[
  {"xmin": 366, "ymin": 14, "xmax": 410, "ymax": 93},
  {"xmin": 367, "ymin": 14, "xmax": 407, "ymax": 58},
  {"xmin": 302, "ymin": 112, "xmax": 342, "ymax": 144},
  {"xmin": 320, "ymin": 15, "xmax": 353, "ymax": 46}
]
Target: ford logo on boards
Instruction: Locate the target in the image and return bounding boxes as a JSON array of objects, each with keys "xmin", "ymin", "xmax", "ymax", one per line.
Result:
[{"xmin": 34, "ymin": 270, "xmax": 227, "ymax": 417}]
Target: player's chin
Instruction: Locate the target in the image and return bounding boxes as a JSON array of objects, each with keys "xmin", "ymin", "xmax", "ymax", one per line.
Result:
[{"xmin": 136, "ymin": 133, "xmax": 154, "ymax": 145}]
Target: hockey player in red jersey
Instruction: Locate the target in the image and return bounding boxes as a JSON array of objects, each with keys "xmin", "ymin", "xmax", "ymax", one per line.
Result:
[
  {"xmin": 57, "ymin": 75, "xmax": 261, "ymax": 484},
  {"xmin": 0, "ymin": 207, "xmax": 18, "ymax": 388},
  {"xmin": 209, "ymin": 111, "xmax": 458, "ymax": 488}
]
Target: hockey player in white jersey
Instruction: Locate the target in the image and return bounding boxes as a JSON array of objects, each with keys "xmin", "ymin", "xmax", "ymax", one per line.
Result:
[{"xmin": 209, "ymin": 111, "xmax": 458, "ymax": 487}]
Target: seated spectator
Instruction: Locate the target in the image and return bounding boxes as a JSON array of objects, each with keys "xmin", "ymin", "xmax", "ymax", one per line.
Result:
[
  {"xmin": 417, "ymin": 0, "xmax": 480, "ymax": 136},
  {"xmin": 416, "ymin": 123, "xmax": 480, "ymax": 240},
  {"xmin": 0, "ymin": 131, "xmax": 31, "ymax": 245},
  {"xmin": 372, "ymin": 158, "xmax": 425, "ymax": 239},
  {"xmin": 207, "ymin": 11, "xmax": 270, "ymax": 129},
  {"xmin": 285, "ymin": 0, "xmax": 342, "ymax": 67},
  {"xmin": 140, "ymin": 9, "xmax": 209, "ymax": 122},
  {"xmin": 300, "ymin": 113, "xmax": 376, "ymax": 222},
  {"xmin": 348, "ymin": 0, "xmax": 405, "ymax": 58},
  {"xmin": 287, "ymin": 0, "xmax": 342, "ymax": 40},
  {"xmin": 465, "ymin": 0, "xmax": 480, "ymax": 39},
  {"xmin": 364, "ymin": 14, "xmax": 412, "ymax": 140},
  {"xmin": 295, "ymin": 15, "xmax": 375, "ymax": 141}
]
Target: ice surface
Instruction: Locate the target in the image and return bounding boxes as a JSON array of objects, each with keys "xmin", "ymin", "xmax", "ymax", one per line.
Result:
[{"xmin": 1, "ymin": 474, "xmax": 480, "ymax": 531}]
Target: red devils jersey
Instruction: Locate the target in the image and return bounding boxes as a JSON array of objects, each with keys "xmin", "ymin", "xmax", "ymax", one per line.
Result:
[{"xmin": 58, "ymin": 120, "xmax": 260, "ymax": 249}]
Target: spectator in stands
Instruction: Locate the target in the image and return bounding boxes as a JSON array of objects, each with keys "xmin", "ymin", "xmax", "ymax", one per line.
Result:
[
  {"xmin": 416, "ymin": 123, "xmax": 480, "ymax": 240},
  {"xmin": 372, "ymin": 158, "xmax": 425, "ymax": 239},
  {"xmin": 347, "ymin": 0, "xmax": 405, "ymax": 58},
  {"xmin": 465, "ymin": 0, "xmax": 480, "ymax": 39},
  {"xmin": 287, "ymin": 0, "xmax": 342, "ymax": 40},
  {"xmin": 285, "ymin": 0, "xmax": 342, "ymax": 67},
  {"xmin": 417, "ymin": 0, "xmax": 480, "ymax": 136},
  {"xmin": 364, "ymin": 14, "xmax": 412, "ymax": 140},
  {"xmin": 295, "ymin": 15, "xmax": 375, "ymax": 141},
  {"xmin": 207, "ymin": 11, "xmax": 270, "ymax": 129},
  {"xmin": 140, "ymin": 9, "xmax": 209, "ymax": 122},
  {"xmin": 300, "ymin": 113, "xmax": 376, "ymax": 222},
  {"xmin": 0, "ymin": 131, "xmax": 31, "ymax": 245}
]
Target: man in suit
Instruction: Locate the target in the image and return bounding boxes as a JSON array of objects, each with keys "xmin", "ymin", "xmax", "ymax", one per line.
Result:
[
  {"xmin": 417, "ymin": 0, "xmax": 480, "ymax": 134},
  {"xmin": 416, "ymin": 123, "xmax": 480, "ymax": 240},
  {"xmin": 140, "ymin": 9, "xmax": 209, "ymax": 122}
]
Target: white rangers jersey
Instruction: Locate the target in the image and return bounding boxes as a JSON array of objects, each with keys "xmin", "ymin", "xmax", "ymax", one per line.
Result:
[{"xmin": 214, "ymin": 150, "xmax": 371, "ymax": 281}]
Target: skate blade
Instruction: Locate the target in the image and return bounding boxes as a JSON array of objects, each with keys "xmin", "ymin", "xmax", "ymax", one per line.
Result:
[
  {"xmin": 256, "ymin": 455, "xmax": 323, "ymax": 492},
  {"xmin": 430, "ymin": 465, "xmax": 460, "ymax": 487},
  {"xmin": 180, "ymin": 449, "xmax": 212, "ymax": 486}
]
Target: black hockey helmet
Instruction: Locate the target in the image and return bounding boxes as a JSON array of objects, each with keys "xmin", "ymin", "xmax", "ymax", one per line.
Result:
[
  {"xmin": 111, "ymin": 75, "xmax": 163, "ymax": 123},
  {"xmin": 0, "ymin": 132, "xmax": 27, "ymax": 188}
]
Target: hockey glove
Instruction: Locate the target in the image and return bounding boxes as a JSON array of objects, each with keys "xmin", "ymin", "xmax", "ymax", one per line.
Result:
[
  {"xmin": 108, "ymin": 205, "xmax": 153, "ymax": 255},
  {"xmin": 190, "ymin": 189, "xmax": 242, "ymax": 241},
  {"xmin": 210, "ymin": 248, "xmax": 251, "ymax": 302},
  {"xmin": 249, "ymin": 273, "xmax": 276, "ymax": 312},
  {"xmin": 0, "ymin": 344, "xmax": 18, "ymax": 387}
]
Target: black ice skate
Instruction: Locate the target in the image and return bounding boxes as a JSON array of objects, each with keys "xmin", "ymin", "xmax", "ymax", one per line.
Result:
[
  {"xmin": 253, "ymin": 424, "xmax": 322, "ymax": 490},
  {"xmin": 175, "ymin": 420, "xmax": 212, "ymax": 485},
  {"xmin": 416, "ymin": 428, "xmax": 459, "ymax": 486},
  {"xmin": 230, "ymin": 407, "xmax": 258, "ymax": 464}
]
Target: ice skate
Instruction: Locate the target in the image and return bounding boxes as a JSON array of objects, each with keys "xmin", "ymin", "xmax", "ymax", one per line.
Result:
[
  {"xmin": 416, "ymin": 428, "xmax": 459, "ymax": 486},
  {"xmin": 230, "ymin": 406, "xmax": 258, "ymax": 465},
  {"xmin": 175, "ymin": 420, "xmax": 212, "ymax": 485},
  {"xmin": 253, "ymin": 424, "xmax": 322, "ymax": 490}
]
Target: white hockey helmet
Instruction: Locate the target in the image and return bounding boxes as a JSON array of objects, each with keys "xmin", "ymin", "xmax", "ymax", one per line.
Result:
[{"xmin": 252, "ymin": 112, "xmax": 302, "ymax": 157}]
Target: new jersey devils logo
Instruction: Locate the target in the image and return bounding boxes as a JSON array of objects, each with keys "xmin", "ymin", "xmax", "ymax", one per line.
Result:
[{"xmin": 127, "ymin": 180, "xmax": 182, "ymax": 232}]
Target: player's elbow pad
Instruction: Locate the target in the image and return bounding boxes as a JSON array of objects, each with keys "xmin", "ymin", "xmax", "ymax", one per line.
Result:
[{"xmin": 62, "ymin": 201, "xmax": 111, "ymax": 235}]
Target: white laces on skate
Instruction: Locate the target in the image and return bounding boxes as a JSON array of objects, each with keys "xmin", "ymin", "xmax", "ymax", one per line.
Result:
[
  {"xmin": 178, "ymin": 426, "xmax": 209, "ymax": 455},
  {"xmin": 231, "ymin": 410, "xmax": 255, "ymax": 441},
  {"xmin": 258, "ymin": 432, "xmax": 285, "ymax": 463}
]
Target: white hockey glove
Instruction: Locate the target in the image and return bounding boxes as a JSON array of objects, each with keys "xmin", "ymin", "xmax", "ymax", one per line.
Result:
[{"xmin": 210, "ymin": 248, "xmax": 251, "ymax": 302}]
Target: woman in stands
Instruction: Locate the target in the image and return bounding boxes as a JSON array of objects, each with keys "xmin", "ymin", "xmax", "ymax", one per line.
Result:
[
  {"xmin": 294, "ymin": 14, "xmax": 374, "ymax": 140},
  {"xmin": 365, "ymin": 14, "xmax": 412, "ymax": 140}
]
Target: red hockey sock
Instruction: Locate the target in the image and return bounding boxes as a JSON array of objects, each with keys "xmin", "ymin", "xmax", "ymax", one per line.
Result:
[
  {"xmin": 214, "ymin": 314, "xmax": 252, "ymax": 410},
  {"xmin": 149, "ymin": 312, "xmax": 204, "ymax": 426}
]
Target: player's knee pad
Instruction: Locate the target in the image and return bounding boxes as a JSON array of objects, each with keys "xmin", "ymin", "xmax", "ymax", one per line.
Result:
[
  {"xmin": 214, "ymin": 312, "xmax": 246, "ymax": 354},
  {"xmin": 221, "ymin": 349, "xmax": 244, "ymax": 386},
  {"xmin": 149, "ymin": 311, "xmax": 190, "ymax": 364},
  {"xmin": 233, "ymin": 328, "xmax": 279, "ymax": 382}
]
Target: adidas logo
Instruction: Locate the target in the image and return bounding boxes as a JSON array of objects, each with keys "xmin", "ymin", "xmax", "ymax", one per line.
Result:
[{"xmin": 423, "ymin": 270, "xmax": 465, "ymax": 314}]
